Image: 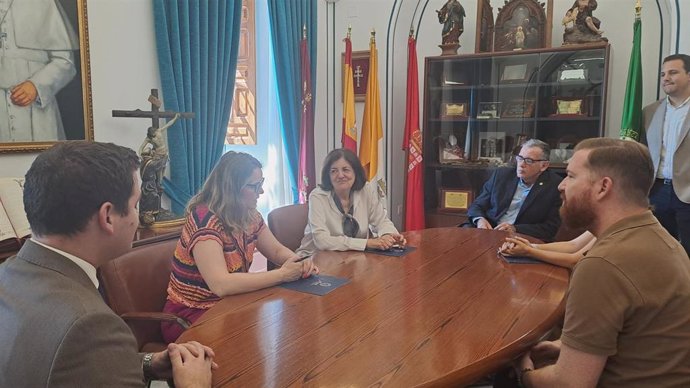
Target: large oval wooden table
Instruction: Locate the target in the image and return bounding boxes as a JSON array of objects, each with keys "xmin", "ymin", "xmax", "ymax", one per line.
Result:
[{"xmin": 178, "ymin": 227, "xmax": 569, "ymax": 387}]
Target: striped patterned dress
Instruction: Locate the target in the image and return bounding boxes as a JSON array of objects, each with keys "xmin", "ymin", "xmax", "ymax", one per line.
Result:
[{"xmin": 165, "ymin": 204, "xmax": 265, "ymax": 310}]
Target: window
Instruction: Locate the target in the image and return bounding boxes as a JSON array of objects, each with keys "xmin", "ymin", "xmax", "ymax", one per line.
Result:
[{"xmin": 226, "ymin": 0, "xmax": 256, "ymax": 145}]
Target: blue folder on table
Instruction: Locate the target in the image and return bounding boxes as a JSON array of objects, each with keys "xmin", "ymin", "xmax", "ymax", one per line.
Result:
[
  {"xmin": 364, "ymin": 246, "xmax": 416, "ymax": 257},
  {"xmin": 498, "ymin": 253, "xmax": 545, "ymax": 265},
  {"xmin": 280, "ymin": 275, "xmax": 350, "ymax": 296}
]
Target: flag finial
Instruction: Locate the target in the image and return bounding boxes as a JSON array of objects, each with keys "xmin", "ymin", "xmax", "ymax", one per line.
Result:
[
  {"xmin": 409, "ymin": 25, "xmax": 414, "ymax": 37},
  {"xmin": 370, "ymin": 29, "xmax": 376, "ymax": 43},
  {"xmin": 347, "ymin": 25, "xmax": 351, "ymax": 39},
  {"xmin": 635, "ymin": 0, "xmax": 641, "ymax": 18},
  {"xmin": 303, "ymin": 24, "xmax": 307, "ymax": 39}
]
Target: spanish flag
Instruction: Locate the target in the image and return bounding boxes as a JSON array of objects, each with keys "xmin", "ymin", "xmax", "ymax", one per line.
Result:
[
  {"xmin": 359, "ymin": 31, "xmax": 382, "ymax": 181},
  {"xmin": 342, "ymin": 29, "xmax": 357, "ymax": 152}
]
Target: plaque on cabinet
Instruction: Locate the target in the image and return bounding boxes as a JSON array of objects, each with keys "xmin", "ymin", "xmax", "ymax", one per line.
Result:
[
  {"xmin": 500, "ymin": 63, "xmax": 530, "ymax": 82},
  {"xmin": 552, "ymin": 97, "xmax": 588, "ymax": 116},
  {"xmin": 477, "ymin": 102, "xmax": 502, "ymax": 119},
  {"xmin": 441, "ymin": 102, "xmax": 468, "ymax": 119},
  {"xmin": 502, "ymin": 100, "xmax": 535, "ymax": 118},
  {"xmin": 440, "ymin": 189, "xmax": 472, "ymax": 212}
]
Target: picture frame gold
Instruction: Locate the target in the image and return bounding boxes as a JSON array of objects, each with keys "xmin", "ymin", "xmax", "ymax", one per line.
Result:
[
  {"xmin": 440, "ymin": 189, "xmax": 472, "ymax": 212},
  {"xmin": 440, "ymin": 102, "xmax": 468, "ymax": 119},
  {"xmin": 552, "ymin": 97, "xmax": 588, "ymax": 116},
  {"xmin": 0, "ymin": 0, "xmax": 94, "ymax": 153},
  {"xmin": 341, "ymin": 50, "xmax": 370, "ymax": 102},
  {"xmin": 502, "ymin": 99, "xmax": 535, "ymax": 118}
]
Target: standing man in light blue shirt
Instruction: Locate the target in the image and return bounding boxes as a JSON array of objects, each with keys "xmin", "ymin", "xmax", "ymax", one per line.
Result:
[{"xmin": 643, "ymin": 53, "xmax": 690, "ymax": 255}]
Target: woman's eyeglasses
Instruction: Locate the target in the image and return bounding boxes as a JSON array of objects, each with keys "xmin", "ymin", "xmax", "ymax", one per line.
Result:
[
  {"xmin": 342, "ymin": 213, "xmax": 360, "ymax": 238},
  {"xmin": 515, "ymin": 155, "xmax": 547, "ymax": 165},
  {"xmin": 244, "ymin": 177, "xmax": 265, "ymax": 193}
]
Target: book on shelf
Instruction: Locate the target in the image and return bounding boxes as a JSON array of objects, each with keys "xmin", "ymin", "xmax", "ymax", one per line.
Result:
[{"xmin": 0, "ymin": 178, "xmax": 31, "ymax": 253}]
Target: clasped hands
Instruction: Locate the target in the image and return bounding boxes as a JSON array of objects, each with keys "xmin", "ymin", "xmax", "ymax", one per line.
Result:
[
  {"xmin": 10, "ymin": 81, "xmax": 39, "ymax": 107},
  {"xmin": 152, "ymin": 341, "xmax": 217, "ymax": 386},
  {"xmin": 281, "ymin": 256, "xmax": 319, "ymax": 281},
  {"xmin": 475, "ymin": 217, "xmax": 516, "ymax": 234},
  {"xmin": 366, "ymin": 233, "xmax": 407, "ymax": 251}
]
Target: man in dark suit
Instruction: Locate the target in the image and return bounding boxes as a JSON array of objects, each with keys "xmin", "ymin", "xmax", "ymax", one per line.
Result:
[
  {"xmin": 0, "ymin": 141, "xmax": 213, "ymax": 387},
  {"xmin": 467, "ymin": 139, "xmax": 562, "ymax": 241}
]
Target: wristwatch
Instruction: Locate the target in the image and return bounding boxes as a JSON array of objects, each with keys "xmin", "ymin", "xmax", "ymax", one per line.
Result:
[{"xmin": 142, "ymin": 352, "xmax": 155, "ymax": 381}]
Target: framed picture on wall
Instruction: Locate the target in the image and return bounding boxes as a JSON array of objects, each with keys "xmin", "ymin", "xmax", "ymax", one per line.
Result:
[
  {"xmin": 341, "ymin": 50, "xmax": 370, "ymax": 102},
  {"xmin": 0, "ymin": 0, "xmax": 94, "ymax": 153}
]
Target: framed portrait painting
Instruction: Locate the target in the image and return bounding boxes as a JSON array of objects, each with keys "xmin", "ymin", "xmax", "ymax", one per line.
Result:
[
  {"xmin": 494, "ymin": 0, "xmax": 547, "ymax": 52},
  {"xmin": 0, "ymin": 0, "xmax": 93, "ymax": 153}
]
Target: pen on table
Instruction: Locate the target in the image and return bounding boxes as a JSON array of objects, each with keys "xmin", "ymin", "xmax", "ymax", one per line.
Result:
[{"xmin": 294, "ymin": 255, "xmax": 311, "ymax": 262}]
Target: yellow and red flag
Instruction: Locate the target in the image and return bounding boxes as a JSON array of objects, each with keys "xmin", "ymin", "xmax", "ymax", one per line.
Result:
[
  {"xmin": 402, "ymin": 33, "xmax": 424, "ymax": 231},
  {"xmin": 359, "ymin": 31, "xmax": 382, "ymax": 181},
  {"xmin": 341, "ymin": 29, "xmax": 357, "ymax": 152}
]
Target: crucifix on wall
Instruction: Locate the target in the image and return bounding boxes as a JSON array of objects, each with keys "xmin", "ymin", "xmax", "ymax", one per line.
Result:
[{"xmin": 112, "ymin": 89, "xmax": 195, "ymax": 227}]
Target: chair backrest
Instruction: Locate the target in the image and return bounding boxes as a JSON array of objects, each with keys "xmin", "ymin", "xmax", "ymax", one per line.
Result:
[
  {"xmin": 99, "ymin": 238, "xmax": 178, "ymax": 351},
  {"xmin": 267, "ymin": 203, "xmax": 308, "ymax": 251}
]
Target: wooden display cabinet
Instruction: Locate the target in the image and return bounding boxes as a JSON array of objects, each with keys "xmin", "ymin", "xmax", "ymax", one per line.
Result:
[{"xmin": 423, "ymin": 44, "xmax": 610, "ymax": 227}]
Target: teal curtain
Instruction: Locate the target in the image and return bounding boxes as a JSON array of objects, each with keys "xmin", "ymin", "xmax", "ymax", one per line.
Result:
[
  {"xmin": 153, "ymin": 0, "xmax": 242, "ymax": 213},
  {"xmin": 267, "ymin": 0, "xmax": 317, "ymax": 201}
]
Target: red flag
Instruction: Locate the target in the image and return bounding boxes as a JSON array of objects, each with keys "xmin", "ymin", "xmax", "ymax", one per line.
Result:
[
  {"xmin": 298, "ymin": 29, "xmax": 315, "ymax": 203},
  {"xmin": 402, "ymin": 34, "xmax": 424, "ymax": 231},
  {"xmin": 342, "ymin": 33, "xmax": 357, "ymax": 152}
]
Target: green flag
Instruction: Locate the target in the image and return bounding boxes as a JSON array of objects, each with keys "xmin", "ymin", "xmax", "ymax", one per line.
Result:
[{"xmin": 620, "ymin": 16, "xmax": 643, "ymax": 141}]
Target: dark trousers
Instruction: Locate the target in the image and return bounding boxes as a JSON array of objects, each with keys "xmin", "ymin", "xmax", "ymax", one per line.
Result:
[{"xmin": 649, "ymin": 179, "xmax": 690, "ymax": 256}]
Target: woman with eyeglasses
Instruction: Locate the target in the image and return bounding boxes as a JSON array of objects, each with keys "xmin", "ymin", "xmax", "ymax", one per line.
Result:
[
  {"xmin": 296, "ymin": 148, "xmax": 406, "ymax": 257},
  {"xmin": 161, "ymin": 151, "xmax": 318, "ymax": 343}
]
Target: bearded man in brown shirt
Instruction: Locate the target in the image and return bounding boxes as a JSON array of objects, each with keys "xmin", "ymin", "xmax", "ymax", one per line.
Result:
[{"xmin": 517, "ymin": 138, "xmax": 690, "ymax": 387}]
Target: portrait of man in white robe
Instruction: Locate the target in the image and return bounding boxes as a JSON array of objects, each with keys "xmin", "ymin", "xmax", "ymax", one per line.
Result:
[{"xmin": 0, "ymin": 0, "xmax": 79, "ymax": 143}]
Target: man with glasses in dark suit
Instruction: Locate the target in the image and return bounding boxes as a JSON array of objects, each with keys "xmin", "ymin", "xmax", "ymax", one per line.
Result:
[{"xmin": 466, "ymin": 139, "xmax": 562, "ymax": 241}]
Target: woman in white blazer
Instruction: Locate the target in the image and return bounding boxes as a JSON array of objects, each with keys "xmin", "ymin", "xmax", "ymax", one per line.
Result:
[{"xmin": 296, "ymin": 148, "xmax": 405, "ymax": 257}]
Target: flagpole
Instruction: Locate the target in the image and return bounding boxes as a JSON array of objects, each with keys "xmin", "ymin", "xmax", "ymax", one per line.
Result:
[{"xmin": 620, "ymin": 0, "xmax": 643, "ymax": 141}]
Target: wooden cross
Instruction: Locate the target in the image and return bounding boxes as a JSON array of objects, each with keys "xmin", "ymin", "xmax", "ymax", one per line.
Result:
[{"xmin": 112, "ymin": 89, "xmax": 195, "ymax": 129}]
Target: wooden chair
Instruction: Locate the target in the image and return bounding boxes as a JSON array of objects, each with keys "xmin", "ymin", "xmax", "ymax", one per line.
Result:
[
  {"xmin": 99, "ymin": 238, "xmax": 189, "ymax": 352},
  {"xmin": 266, "ymin": 203, "xmax": 309, "ymax": 269}
]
